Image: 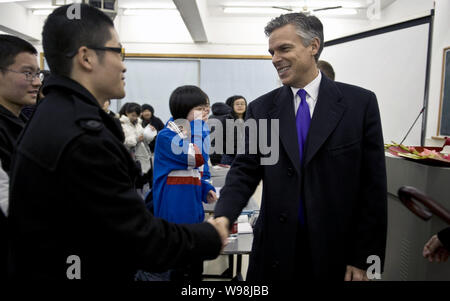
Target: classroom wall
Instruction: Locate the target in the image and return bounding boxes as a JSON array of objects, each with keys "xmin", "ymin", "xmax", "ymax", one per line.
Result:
[
  {"xmin": 426, "ymin": 0, "xmax": 450, "ymax": 143},
  {"xmin": 0, "ymin": 2, "xmax": 43, "ymax": 41},
  {"xmin": 7, "ymin": 0, "xmax": 446, "ymax": 144}
]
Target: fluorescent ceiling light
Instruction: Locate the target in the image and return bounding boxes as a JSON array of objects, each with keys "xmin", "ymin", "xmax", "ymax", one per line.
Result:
[
  {"xmin": 120, "ymin": 3, "xmax": 176, "ymax": 9},
  {"xmin": 0, "ymin": 0, "xmax": 29, "ymax": 3},
  {"xmin": 123, "ymin": 9, "xmax": 178, "ymax": 16},
  {"xmin": 224, "ymin": 2, "xmax": 288, "ymax": 6},
  {"xmin": 28, "ymin": 5, "xmax": 58, "ymax": 9},
  {"xmin": 223, "ymin": 7, "xmax": 285, "ymax": 14},
  {"xmin": 223, "ymin": 1, "xmax": 364, "ymax": 9},
  {"xmin": 314, "ymin": 8, "xmax": 358, "ymax": 16},
  {"xmin": 307, "ymin": 1, "xmax": 364, "ymax": 9},
  {"xmin": 32, "ymin": 9, "xmax": 53, "ymax": 16}
]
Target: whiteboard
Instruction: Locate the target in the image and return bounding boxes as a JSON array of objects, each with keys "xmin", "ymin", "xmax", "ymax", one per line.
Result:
[
  {"xmin": 200, "ymin": 58, "xmax": 279, "ymax": 104},
  {"xmin": 321, "ymin": 22, "xmax": 430, "ymax": 146},
  {"xmin": 439, "ymin": 48, "xmax": 450, "ymax": 136},
  {"xmin": 119, "ymin": 58, "xmax": 200, "ymax": 124}
]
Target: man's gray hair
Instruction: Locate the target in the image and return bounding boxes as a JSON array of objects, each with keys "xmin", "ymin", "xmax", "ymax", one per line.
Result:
[{"xmin": 264, "ymin": 13, "xmax": 324, "ymax": 62}]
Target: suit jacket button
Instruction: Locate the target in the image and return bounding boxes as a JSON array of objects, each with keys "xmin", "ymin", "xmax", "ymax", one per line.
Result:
[{"xmin": 287, "ymin": 168, "xmax": 294, "ymax": 176}]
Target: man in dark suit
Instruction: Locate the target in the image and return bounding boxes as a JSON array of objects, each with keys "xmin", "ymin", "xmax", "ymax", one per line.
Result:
[
  {"xmin": 8, "ymin": 4, "xmax": 227, "ymax": 281},
  {"xmin": 214, "ymin": 12, "xmax": 387, "ymax": 281}
]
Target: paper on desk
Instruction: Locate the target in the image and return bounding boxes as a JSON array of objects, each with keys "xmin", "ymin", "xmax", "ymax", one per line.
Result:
[{"xmin": 238, "ymin": 222, "xmax": 253, "ymax": 234}]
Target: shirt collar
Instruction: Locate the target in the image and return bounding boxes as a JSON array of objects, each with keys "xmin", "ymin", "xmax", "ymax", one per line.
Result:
[{"xmin": 290, "ymin": 71, "xmax": 322, "ymax": 102}]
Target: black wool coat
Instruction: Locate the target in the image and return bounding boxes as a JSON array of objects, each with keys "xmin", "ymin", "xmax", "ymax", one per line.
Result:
[
  {"xmin": 8, "ymin": 75, "xmax": 221, "ymax": 281},
  {"xmin": 215, "ymin": 75, "xmax": 387, "ymax": 281}
]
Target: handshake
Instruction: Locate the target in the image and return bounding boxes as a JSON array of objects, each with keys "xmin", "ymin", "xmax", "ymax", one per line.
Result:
[{"xmin": 207, "ymin": 216, "xmax": 231, "ymax": 249}]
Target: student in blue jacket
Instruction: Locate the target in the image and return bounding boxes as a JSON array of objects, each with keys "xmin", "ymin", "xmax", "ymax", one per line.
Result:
[{"xmin": 153, "ymin": 85, "xmax": 217, "ymax": 281}]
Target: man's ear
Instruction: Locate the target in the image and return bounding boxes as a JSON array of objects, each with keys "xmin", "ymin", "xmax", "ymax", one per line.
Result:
[
  {"xmin": 75, "ymin": 46, "xmax": 94, "ymax": 72},
  {"xmin": 310, "ymin": 37, "xmax": 320, "ymax": 57}
]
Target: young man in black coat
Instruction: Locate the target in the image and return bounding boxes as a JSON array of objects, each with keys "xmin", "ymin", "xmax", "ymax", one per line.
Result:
[
  {"xmin": 0, "ymin": 35, "xmax": 41, "ymax": 174},
  {"xmin": 8, "ymin": 4, "xmax": 227, "ymax": 281},
  {"xmin": 213, "ymin": 12, "xmax": 387, "ymax": 281},
  {"xmin": 0, "ymin": 34, "xmax": 41, "ymax": 281}
]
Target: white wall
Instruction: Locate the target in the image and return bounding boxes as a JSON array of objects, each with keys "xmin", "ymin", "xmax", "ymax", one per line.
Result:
[{"xmin": 0, "ymin": 2, "xmax": 44, "ymax": 41}]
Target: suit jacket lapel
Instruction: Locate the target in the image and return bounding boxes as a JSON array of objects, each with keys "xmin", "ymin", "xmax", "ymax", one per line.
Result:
[
  {"xmin": 304, "ymin": 76, "xmax": 347, "ymax": 166},
  {"xmin": 269, "ymin": 86, "xmax": 302, "ymax": 174}
]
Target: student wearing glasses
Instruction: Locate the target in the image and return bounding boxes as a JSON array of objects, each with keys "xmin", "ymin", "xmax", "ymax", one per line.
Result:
[
  {"xmin": 0, "ymin": 35, "xmax": 42, "ymax": 174},
  {"xmin": 152, "ymin": 85, "xmax": 217, "ymax": 281},
  {"xmin": 8, "ymin": 4, "xmax": 227, "ymax": 281},
  {"xmin": 0, "ymin": 34, "xmax": 41, "ymax": 282}
]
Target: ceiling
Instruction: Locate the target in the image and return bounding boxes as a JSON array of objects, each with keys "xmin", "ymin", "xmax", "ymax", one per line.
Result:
[
  {"xmin": 14, "ymin": 0, "xmax": 396, "ymax": 19},
  {"xmin": 0, "ymin": 0, "xmax": 402, "ymax": 45}
]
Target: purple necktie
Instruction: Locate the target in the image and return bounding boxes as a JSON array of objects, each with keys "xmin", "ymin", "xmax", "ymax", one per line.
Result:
[
  {"xmin": 296, "ymin": 89, "xmax": 310, "ymax": 164},
  {"xmin": 296, "ymin": 89, "xmax": 310, "ymax": 225}
]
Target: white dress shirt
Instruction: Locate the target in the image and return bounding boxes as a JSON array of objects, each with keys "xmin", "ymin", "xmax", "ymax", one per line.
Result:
[{"xmin": 291, "ymin": 71, "xmax": 322, "ymax": 118}]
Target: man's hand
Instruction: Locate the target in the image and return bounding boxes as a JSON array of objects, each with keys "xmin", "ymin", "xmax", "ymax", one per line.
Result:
[
  {"xmin": 344, "ymin": 265, "xmax": 369, "ymax": 281},
  {"xmin": 206, "ymin": 190, "xmax": 217, "ymax": 204},
  {"xmin": 423, "ymin": 234, "xmax": 449, "ymax": 263},
  {"xmin": 207, "ymin": 216, "xmax": 230, "ymax": 249}
]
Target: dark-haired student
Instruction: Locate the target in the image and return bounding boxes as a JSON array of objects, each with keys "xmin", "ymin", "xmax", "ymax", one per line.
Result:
[
  {"xmin": 220, "ymin": 95, "xmax": 247, "ymax": 166},
  {"xmin": 0, "ymin": 34, "xmax": 41, "ymax": 281},
  {"xmin": 153, "ymin": 85, "xmax": 217, "ymax": 281},
  {"xmin": 208, "ymin": 102, "xmax": 232, "ymax": 165},
  {"xmin": 119, "ymin": 102, "xmax": 156, "ymax": 190},
  {"xmin": 8, "ymin": 4, "xmax": 227, "ymax": 281},
  {"xmin": 0, "ymin": 34, "xmax": 41, "ymax": 174},
  {"xmin": 317, "ymin": 60, "xmax": 335, "ymax": 81}
]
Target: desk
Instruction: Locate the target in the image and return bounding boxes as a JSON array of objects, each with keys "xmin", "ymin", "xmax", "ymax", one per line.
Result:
[
  {"xmin": 383, "ymin": 154, "xmax": 450, "ymax": 280},
  {"xmin": 203, "ymin": 233, "xmax": 253, "ymax": 281}
]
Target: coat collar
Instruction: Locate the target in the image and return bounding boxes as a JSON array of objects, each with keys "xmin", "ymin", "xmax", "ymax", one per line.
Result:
[
  {"xmin": 0, "ymin": 103, "xmax": 27, "ymax": 127},
  {"xmin": 43, "ymin": 74, "xmax": 100, "ymax": 108},
  {"xmin": 268, "ymin": 85, "xmax": 301, "ymax": 174},
  {"xmin": 269, "ymin": 76, "xmax": 347, "ymax": 173},
  {"xmin": 43, "ymin": 74, "xmax": 125, "ymax": 142},
  {"xmin": 304, "ymin": 76, "xmax": 347, "ymax": 166}
]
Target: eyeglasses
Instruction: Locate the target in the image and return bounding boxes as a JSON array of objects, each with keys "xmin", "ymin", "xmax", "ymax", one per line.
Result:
[
  {"xmin": 66, "ymin": 46, "xmax": 126, "ymax": 61},
  {"xmin": 1, "ymin": 69, "xmax": 44, "ymax": 82}
]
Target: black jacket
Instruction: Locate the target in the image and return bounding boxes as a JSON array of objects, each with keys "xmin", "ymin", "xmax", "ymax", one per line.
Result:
[
  {"xmin": 0, "ymin": 104, "xmax": 27, "ymax": 174},
  {"xmin": 438, "ymin": 227, "xmax": 450, "ymax": 251},
  {"xmin": 8, "ymin": 75, "xmax": 221, "ymax": 281},
  {"xmin": 0, "ymin": 104, "xmax": 27, "ymax": 281}
]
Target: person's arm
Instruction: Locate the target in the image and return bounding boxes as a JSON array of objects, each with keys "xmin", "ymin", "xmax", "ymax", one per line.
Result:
[
  {"xmin": 423, "ymin": 229, "xmax": 450, "ymax": 263},
  {"xmin": 214, "ymin": 103, "xmax": 263, "ymax": 227},
  {"xmin": 143, "ymin": 125, "xmax": 157, "ymax": 143},
  {"xmin": 59, "ymin": 133, "xmax": 222, "ymax": 272},
  {"xmin": 347, "ymin": 92, "xmax": 388, "ymax": 278},
  {"xmin": 156, "ymin": 130, "xmax": 204, "ymax": 170},
  {"xmin": 201, "ymin": 180, "xmax": 216, "ymax": 204},
  {"xmin": 122, "ymin": 123, "xmax": 138, "ymax": 148},
  {"xmin": 0, "ymin": 160, "xmax": 8, "ymax": 216}
]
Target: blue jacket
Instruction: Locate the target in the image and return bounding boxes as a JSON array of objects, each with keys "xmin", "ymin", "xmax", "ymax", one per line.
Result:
[{"xmin": 153, "ymin": 119, "xmax": 215, "ymax": 224}]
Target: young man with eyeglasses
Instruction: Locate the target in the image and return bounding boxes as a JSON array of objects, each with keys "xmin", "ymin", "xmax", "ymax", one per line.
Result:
[
  {"xmin": 0, "ymin": 34, "xmax": 41, "ymax": 282},
  {"xmin": 0, "ymin": 35, "xmax": 42, "ymax": 174},
  {"xmin": 7, "ymin": 4, "xmax": 228, "ymax": 281}
]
